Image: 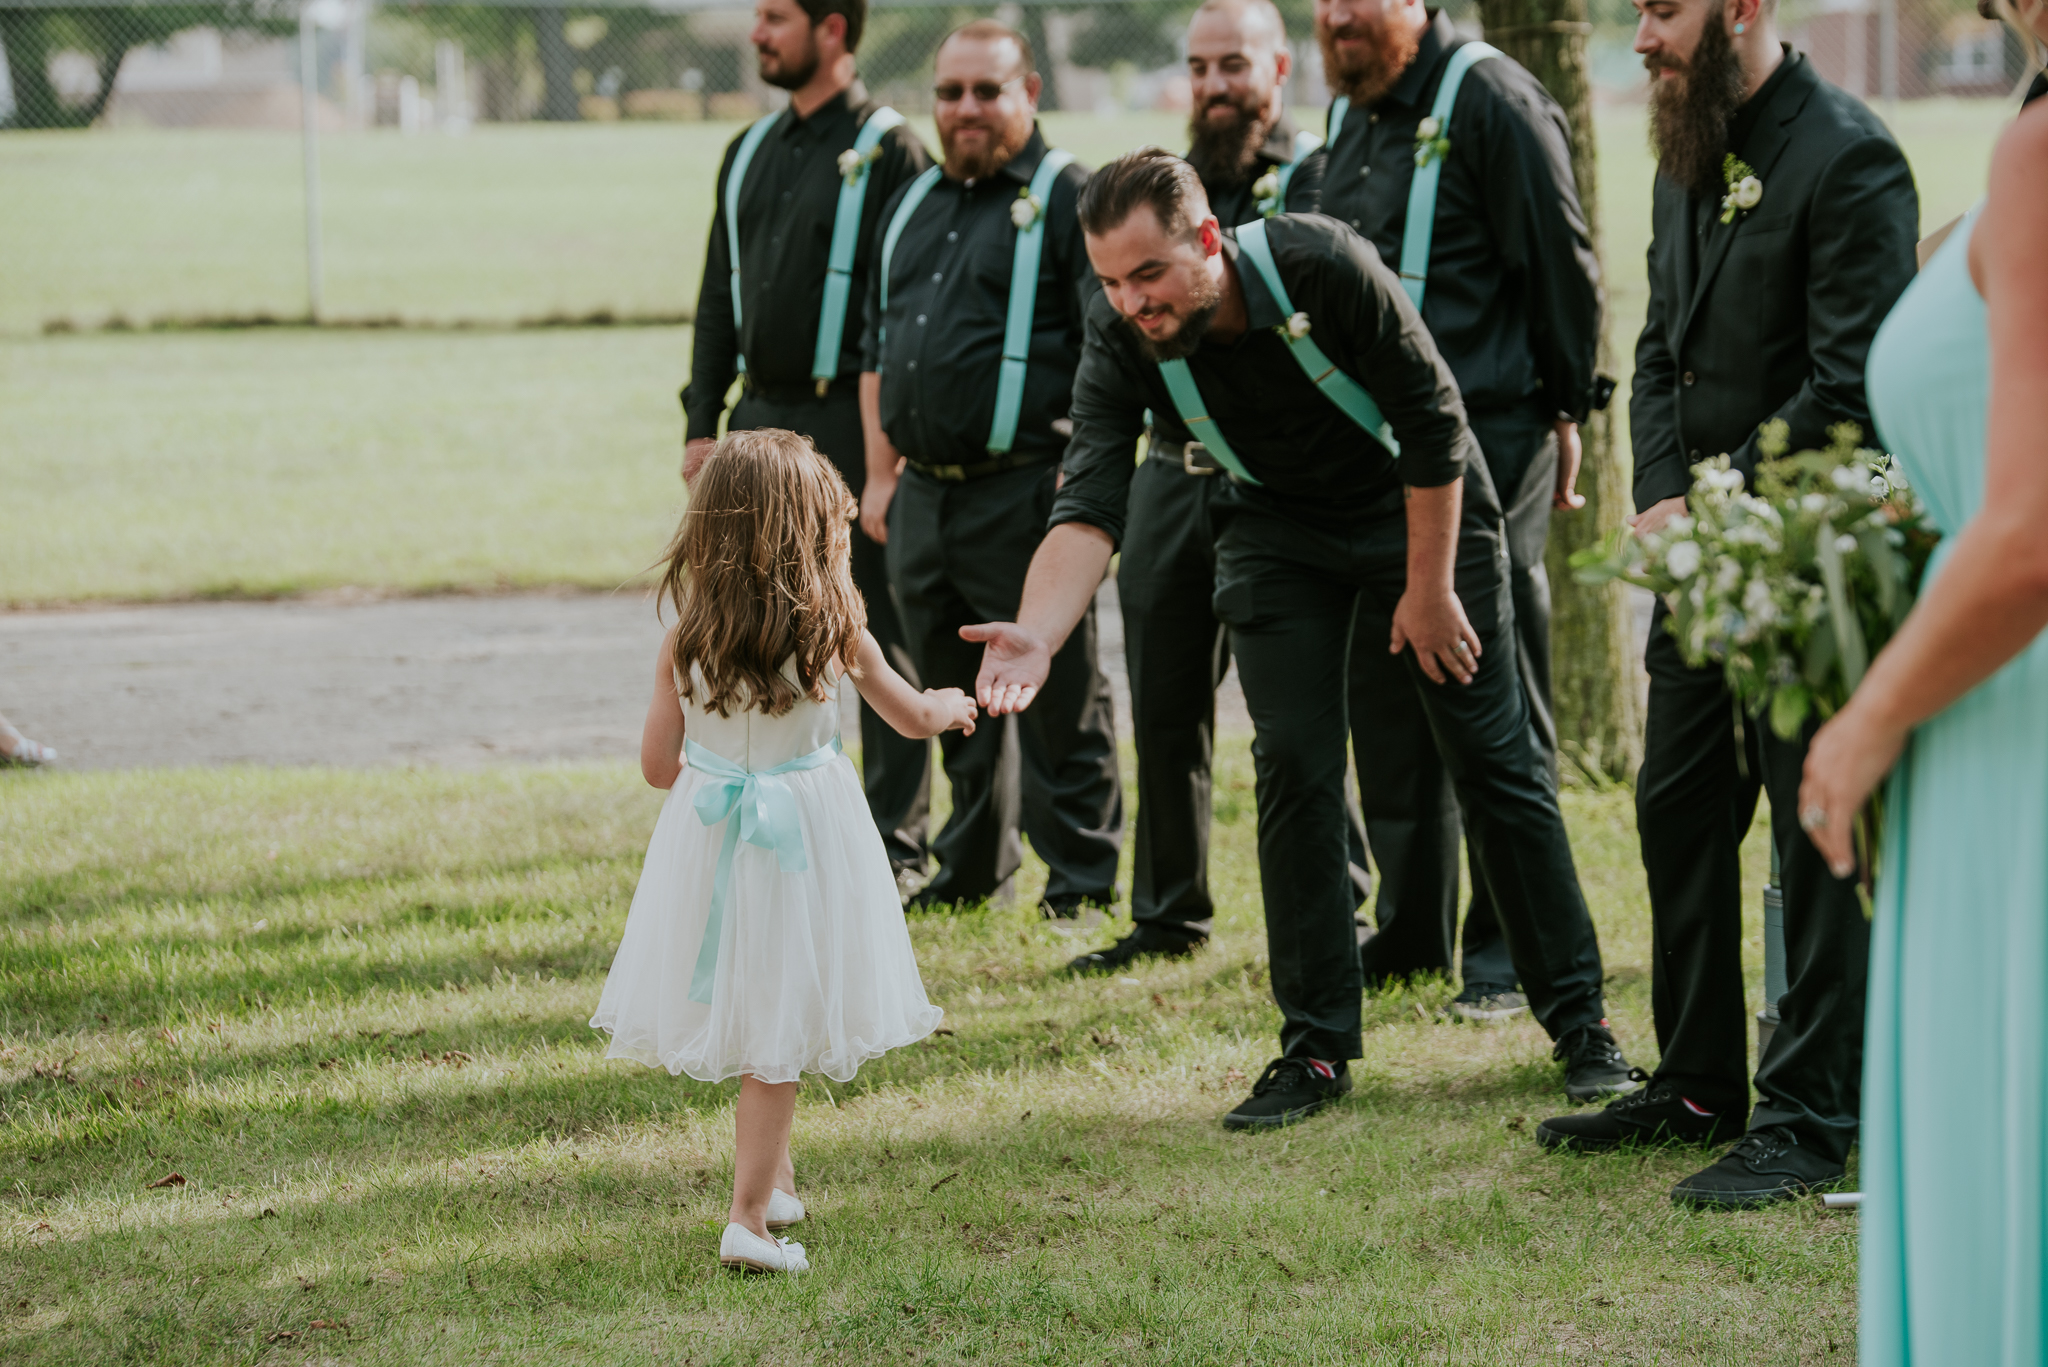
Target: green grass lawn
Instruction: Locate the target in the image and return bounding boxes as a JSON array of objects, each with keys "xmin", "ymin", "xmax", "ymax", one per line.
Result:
[
  {"xmin": 0, "ymin": 100, "xmax": 2012, "ymax": 608},
  {"xmin": 0, "ymin": 743, "xmax": 1832, "ymax": 1365}
]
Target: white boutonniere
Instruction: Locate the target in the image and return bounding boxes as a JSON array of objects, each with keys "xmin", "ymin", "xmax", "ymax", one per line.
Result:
[
  {"xmin": 837, "ymin": 144, "xmax": 883, "ymax": 186},
  {"xmin": 1252, "ymin": 168, "xmax": 1281, "ymax": 218},
  {"xmin": 1413, "ymin": 115, "xmax": 1449, "ymax": 168},
  {"xmin": 1282, "ymin": 311, "xmax": 1312, "ymax": 340},
  {"xmin": 1010, "ymin": 188, "xmax": 1043, "ymax": 230},
  {"xmin": 1719, "ymin": 154, "xmax": 1761, "ymax": 225}
]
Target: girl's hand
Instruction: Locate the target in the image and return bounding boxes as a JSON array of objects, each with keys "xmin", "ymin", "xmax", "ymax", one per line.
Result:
[
  {"xmin": 1798, "ymin": 703, "xmax": 1907, "ymax": 879},
  {"xmin": 927, "ymin": 687, "xmax": 978, "ymax": 735}
]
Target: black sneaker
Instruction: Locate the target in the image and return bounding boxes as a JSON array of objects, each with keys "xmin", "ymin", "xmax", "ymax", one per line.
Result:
[
  {"xmin": 1670, "ymin": 1127, "xmax": 1846, "ymax": 1210},
  {"xmin": 1221, "ymin": 1058, "xmax": 1352, "ymax": 1131},
  {"xmin": 1039, "ymin": 891, "xmax": 1116, "ymax": 921},
  {"xmin": 1448, "ymin": 981, "xmax": 1530, "ymax": 1022},
  {"xmin": 1066, "ymin": 933, "xmax": 1200, "ymax": 975},
  {"xmin": 1536, "ymin": 1071, "xmax": 1746, "ymax": 1152},
  {"xmin": 1552, "ymin": 1021, "xmax": 1639, "ymax": 1101}
]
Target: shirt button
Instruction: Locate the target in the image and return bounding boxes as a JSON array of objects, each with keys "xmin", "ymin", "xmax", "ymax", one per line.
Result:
[
  {"xmin": 1351, "ymin": 219, "xmax": 1362, "ymax": 229},
  {"xmin": 1369, "ymin": 113, "xmax": 1379, "ymax": 123},
  {"xmin": 1682, "ymin": 371, "xmax": 1696, "ymax": 385},
  {"xmin": 782, "ymin": 191, "xmax": 792, "ymax": 200},
  {"xmin": 932, "ymin": 272, "xmax": 943, "ymax": 283},
  {"xmin": 911, "ymin": 407, "xmax": 920, "ymax": 417},
  {"xmin": 947, "ymin": 231, "xmax": 958, "ymax": 242},
  {"xmin": 916, "ymin": 314, "xmax": 927, "ymax": 325},
  {"xmin": 907, "ymin": 360, "xmax": 917, "ymax": 371},
  {"xmin": 1690, "ymin": 449, "xmax": 1702, "ymax": 461},
  {"xmin": 1359, "ymin": 166, "xmax": 1371, "ymax": 178}
]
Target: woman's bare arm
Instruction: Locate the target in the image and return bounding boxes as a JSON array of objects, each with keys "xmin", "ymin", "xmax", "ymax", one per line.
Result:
[
  {"xmin": 641, "ymin": 627, "xmax": 687, "ymax": 789},
  {"xmin": 850, "ymin": 631, "xmax": 977, "ymax": 739},
  {"xmin": 1800, "ymin": 108, "xmax": 2048, "ymax": 874}
]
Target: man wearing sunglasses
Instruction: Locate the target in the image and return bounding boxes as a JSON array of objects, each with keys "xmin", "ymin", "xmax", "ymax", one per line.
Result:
[
  {"xmin": 682, "ymin": 0, "xmax": 935, "ymax": 892},
  {"xmin": 857, "ymin": 21, "xmax": 1123, "ymax": 918}
]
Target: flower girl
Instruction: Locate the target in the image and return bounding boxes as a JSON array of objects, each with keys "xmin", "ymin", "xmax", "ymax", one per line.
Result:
[{"xmin": 591, "ymin": 429, "xmax": 976, "ymax": 1274}]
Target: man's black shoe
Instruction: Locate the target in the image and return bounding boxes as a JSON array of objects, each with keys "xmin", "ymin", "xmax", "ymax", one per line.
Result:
[
  {"xmin": 1536, "ymin": 1071, "xmax": 1746, "ymax": 1152},
  {"xmin": 1039, "ymin": 891, "xmax": 1116, "ymax": 921},
  {"xmin": 1552, "ymin": 1021, "xmax": 1639, "ymax": 1101},
  {"xmin": 1066, "ymin": 933, "xmax": 1200, "ymax": 975},
  {"xmin": 1670, "ymin": 1127, "xmax": 1846, "ymax": 1210},
  {"xmin": 1221, "ymin": 1057, "xmax": 1351, "ymax": 1131}
]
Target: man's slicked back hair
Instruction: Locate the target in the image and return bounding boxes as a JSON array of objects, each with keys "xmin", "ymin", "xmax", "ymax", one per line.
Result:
[
  {"xmin": 1077, "ymin": 147, "xmax": 1207, "ymax": 241},
  {"xmin": 797, "ymin": 0, "xmax": 867, "ymax": 53},
  {"xmin": 939, "ymin": 18, "xmax": 1036, "ymax": 76}
]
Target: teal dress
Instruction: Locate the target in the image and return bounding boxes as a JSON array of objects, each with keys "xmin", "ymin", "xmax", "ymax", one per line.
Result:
[{"xmin": 1861, "ymin": 209, "xmax": 2048, "ymax": 1364}]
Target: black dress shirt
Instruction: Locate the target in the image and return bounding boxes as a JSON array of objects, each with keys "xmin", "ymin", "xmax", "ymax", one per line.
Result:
[
  {"xmin": 1200, "ymin": 116, "xmax": 1329, "ymax": 228},
  {"xmin": 683, "ymin": 84, "xmax": 932, "ymax": 442},
  {"xmin": 859, "ymin": 125, "xmax": 1093, "ymax": 468},
  {"xmin": 1050, "ymin": 214, "xmax": 1481, "ymax": 545},
  {"xmin": 1318, "ymin": 10, "xmax": 1601, "ymax": 423},
  {"xmin": 1629, "ymin": 49, "xmax": 1917, "ymax": 510}
]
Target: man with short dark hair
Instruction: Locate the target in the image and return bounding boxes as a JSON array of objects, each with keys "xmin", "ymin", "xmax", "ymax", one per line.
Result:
[
  {"xmin": 858, "ymin": 21, "xmax": 1123, "ymax": 916},
  {"xmin": 965, "ymin": 150, "xmax": 1636, "ymax": 1129},
  {"xmin": 682, "ymin": 0, "xmax": 934, "ymax": 886},
  {"xmin": 1071, "ymin": 0, "xmax": 1340, "ymax": 975},
  {"xmin": 1535, "ymin": 0, "xmax": 1917, "ymax": 1210},
  {"xmin": 1313, "ymin": 0, "xmax": 1605, "ymax": 1023}
]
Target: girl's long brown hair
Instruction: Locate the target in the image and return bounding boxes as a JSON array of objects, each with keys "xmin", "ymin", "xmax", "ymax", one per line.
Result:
[{"xmin": 660, "ymin": 428, "xmax": 865, "ymax": 717}]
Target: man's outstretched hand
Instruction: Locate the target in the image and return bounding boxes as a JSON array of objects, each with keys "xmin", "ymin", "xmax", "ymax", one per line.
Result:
[{"xmin": 960, "ymin": 622, "xmax": 1052, "ymax": 716}]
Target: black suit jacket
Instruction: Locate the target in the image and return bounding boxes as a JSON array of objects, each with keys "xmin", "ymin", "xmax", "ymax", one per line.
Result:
[{"xmin": 1629, "ymin": 49, "xmax": 1918, "ymax": 511}]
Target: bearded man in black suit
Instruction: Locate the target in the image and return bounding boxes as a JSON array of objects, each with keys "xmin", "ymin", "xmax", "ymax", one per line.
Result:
[{"xmin": 1535, "ymin": 0, "xmax": 1918, "ymax": 1208}]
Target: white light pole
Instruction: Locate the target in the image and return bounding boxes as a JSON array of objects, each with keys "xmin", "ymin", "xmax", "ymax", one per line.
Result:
[{"xmin": 299, "ymin": 0, "xmax": 347, "ymax": 322}]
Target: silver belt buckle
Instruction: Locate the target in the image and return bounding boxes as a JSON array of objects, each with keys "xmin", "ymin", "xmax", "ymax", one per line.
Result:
[{"xmin": 1181, "ymin": 442, "xmax": 1219, "ymax": 477}]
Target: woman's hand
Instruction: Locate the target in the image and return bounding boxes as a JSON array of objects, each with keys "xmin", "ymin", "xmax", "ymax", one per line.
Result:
[
  {"xmin": 925, "ymin": 687, "xmax": 978, "ymax": 735},
  {"xmin": 1798, "ymin": 703, "xmax": 1908, "ymax": 878}
]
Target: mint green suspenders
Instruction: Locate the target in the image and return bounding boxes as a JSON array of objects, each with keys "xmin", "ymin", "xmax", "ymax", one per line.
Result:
[
  {"xmin": 1257, "ymin": 129, "xmax": 1325, "ymax": 220},
  {"xmin": 1154, "ymin": 218, "xmax": 1398, "ymax": 485},
  {"xmin": 1324, "ymin": 41, "xmax": 1499, "ymax": 309},
  {"xmin": 879, "ymin": 147, "xmax": 1077, "ymax": 455},
  {"xmin": 723, "ymin": 104, "xmax": 905, "ymax": 390}
]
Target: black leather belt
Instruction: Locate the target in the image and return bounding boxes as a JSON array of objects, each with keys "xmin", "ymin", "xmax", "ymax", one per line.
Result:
[
  {"xmin": 742, "ymin": 377, "xmax": 836, "ymax": 403},
  {"xmin": 905, "ymin": 451, "xmax": 1050, "ymax": 482}
]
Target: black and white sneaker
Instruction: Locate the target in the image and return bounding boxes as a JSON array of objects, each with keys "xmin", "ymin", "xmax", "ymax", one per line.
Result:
[
  {"xmin": 1221, "ymin": 1058, "xmax": 1352, "ymax": 1131},
  {"xmin": 1535, "ymin": 1071, "xmax": 1745, "ymax": 1151},
  {"xmin": 1552, "ymin": 1021, "xmax": 1639, "ymax": 1101},
  {"xmin": 1669, "ymin": 1127, "xmax": 1846, "ymax": 1209},
  {"xmin": 1448, "ymin": 981, "xmax": 1530, "ymax": 1022}
]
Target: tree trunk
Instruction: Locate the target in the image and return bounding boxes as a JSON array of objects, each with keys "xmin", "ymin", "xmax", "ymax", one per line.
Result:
[
  {"xmin": 1476, "ymin": 0, "xmax": 1642, "ymax": 783},
  {"xmin": 534, "ymin": 7, "xmax": 580, "ymax": 121}
]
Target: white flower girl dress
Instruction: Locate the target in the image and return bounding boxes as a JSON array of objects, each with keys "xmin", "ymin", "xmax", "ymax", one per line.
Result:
[{"xmin": 591, "ymin": 661, "xmax": 942, "ymax": 1082}]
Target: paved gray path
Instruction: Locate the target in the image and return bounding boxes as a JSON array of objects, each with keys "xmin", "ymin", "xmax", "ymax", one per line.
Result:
[
  {"xmin": 0, "ymin": 582, "xmax": 1207, "ymax": 771},
  {"xmin": 0, "ymin": 581, "xmax": 1645, "ymax": 773}
]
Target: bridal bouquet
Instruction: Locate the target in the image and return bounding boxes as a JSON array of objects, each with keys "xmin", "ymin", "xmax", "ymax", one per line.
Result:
[{"xmin": 1573, "ymin": 422, "xmax": 1941, "ymax": 897}]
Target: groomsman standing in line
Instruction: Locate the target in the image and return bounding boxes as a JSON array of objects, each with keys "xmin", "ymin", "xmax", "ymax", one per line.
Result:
[
  {"xmin": 1313, "ymin": 0, "xmax": 1607, "ymax": 1021},
  {"xmin": 965, "ymin": 152, "xmax": 1638, "ymax": 1127},
  {"xmin": 1071, "ymin": 0, "xmax": 1340, "ymax": 974},
  {"xmin": 681, "ymin": 0, "xmax": 934, "ymax": 887},
  {"xmin": 1537, "ymin": 0, "xmax": 1917, "ymax": 1208},
  {"xmin": 858, "ymin": 21, "xmax": 1123, "ymax": 916}
]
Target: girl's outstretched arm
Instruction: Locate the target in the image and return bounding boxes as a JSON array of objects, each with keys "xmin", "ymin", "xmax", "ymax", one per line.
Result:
[
  {"xmin": 851, "ymin": 630, "xmax": 977, "ymax": 739},
  {"xmin": 641, "ymin": 627, "xmax": 687, "ymax": 789}
]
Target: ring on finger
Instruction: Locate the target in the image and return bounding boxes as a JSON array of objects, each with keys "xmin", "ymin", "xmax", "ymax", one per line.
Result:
[
  {"xmin": 1452, "ymin": 641, "xmax": 1472, "ymax": 657},
  {"xmin": 1799, "ymin": 804, "xmax": 1829, "ymax": 833}
]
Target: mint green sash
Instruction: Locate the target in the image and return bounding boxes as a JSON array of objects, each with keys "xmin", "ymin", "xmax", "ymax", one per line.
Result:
[
  {"xmin": 684, "ymin": 735, "xmax": 842, "ymax": 1005},
  {"xmin": 1153, "ymin": 218, "xmax": 1397, "ymax": 483},
  {"xmin": 1324, "ymin": 41, "xmax": 1500, "ymax": 309},
  {"xmin": 879, "ymin": 148, "xmax": 1077, "ymax": 454}
]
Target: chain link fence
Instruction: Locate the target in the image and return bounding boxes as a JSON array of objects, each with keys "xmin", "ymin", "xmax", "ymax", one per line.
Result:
[{"xmin": 0, "ymin": 0, "xmax": 2026, "ymax": 331}]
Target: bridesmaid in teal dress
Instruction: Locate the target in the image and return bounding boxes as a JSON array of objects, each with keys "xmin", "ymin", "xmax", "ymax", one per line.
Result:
[{"xmin": 1796, "ymin": 67, "xmax": 2048, "ymax": 1366}]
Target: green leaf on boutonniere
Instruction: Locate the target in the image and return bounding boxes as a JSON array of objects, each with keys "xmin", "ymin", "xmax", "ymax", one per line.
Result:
[{"xmin": 1719, "ymin": 154, "xmax": 1762, "ymax": 225}]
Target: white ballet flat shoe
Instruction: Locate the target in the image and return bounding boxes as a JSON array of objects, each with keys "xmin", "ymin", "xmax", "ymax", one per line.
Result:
[
  {"xmin": 719, "ymin": 1222, "xmax": 809, "ymax": 1273},
  {"xmin": 765, "ymin": 1188, "xmax": 806, "ymax": 1229}
]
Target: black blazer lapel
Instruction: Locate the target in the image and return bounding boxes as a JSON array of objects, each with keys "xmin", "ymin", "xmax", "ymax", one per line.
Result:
[{"xmin": 1677, "ymin": 60, "xmax": 1815, "ymax": 344}]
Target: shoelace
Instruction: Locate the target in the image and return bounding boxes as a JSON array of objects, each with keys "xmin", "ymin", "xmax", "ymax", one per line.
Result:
[
  {"xmin": 1606, "ymin": 1068, "xmax": 1661, "ymax": 1112},
  {"xmin": 1727, "ymin": 1129, "xmax": 1794, "ymax": 1167},
  {"xmin": 1551, "ymin": 1025, "xmax": 1623, "ymax": 1067},
  {"xmin": 1250, "ymin": 1057, "xmax": 1322, "ymax": 1096}
]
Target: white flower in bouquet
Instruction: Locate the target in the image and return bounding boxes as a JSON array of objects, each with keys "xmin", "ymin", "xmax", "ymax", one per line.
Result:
[{"xmin": 1665, "ymin": 539, "xmax": 1702, "ymax": 579}]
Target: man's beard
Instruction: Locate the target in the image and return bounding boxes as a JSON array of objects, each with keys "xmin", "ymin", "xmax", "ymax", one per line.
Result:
[
  {"xmin": 941, "ymin": 118, "xmax": 1031, "ymax": 181},
  {"xmin": 758, "ymin": 33, "xmax": 820, "ymax": 92},
  {"xmin": 1121, "ymin": 274, "xmax": 1223, "ymax": 364},
  {"xmin": 1316, "ymin": 13, "xmax": 1422, "ymax": 106},
  {"xmin": 1185, "ymin": 94, "xmax": 1273, "ymax": 189},
  {"xmin": 1646, "ymin": 9, "xmax": 1747, "ymax": 195}
]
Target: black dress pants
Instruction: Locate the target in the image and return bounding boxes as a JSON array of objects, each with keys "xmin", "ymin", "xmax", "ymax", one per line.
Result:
[
  {"xmin": 730, "ymin": 387, "xmax": 930, "ymax": 870},
  {"xmin": 1349, "ymin": 407, "xmax": 1559, "ymax": 988},
  {"xmin": 1636, "ymin": 600, "xmax": 1870, "ymax": 1163},
  {"xmin": 887, "ymin": 461, "xmax": 1123, "ymax": 905},
  {"xmin": 1213, "ymin": 492, "xmax": 1606, "ymax": 1062},
  {"xmin": 1118, "ymin": 456, "xmax": 1370, "ymax": 948}
]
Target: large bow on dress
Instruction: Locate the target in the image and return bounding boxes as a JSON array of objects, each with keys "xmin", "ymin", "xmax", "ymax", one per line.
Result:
[{"xmin": 684, "ymin": 735, "xmax": 841, "ymax": 1004}]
